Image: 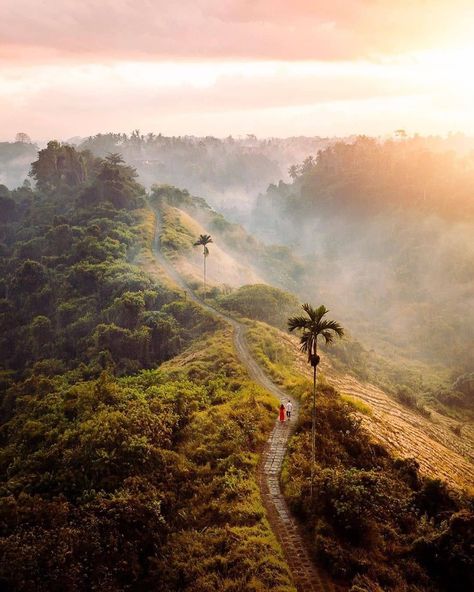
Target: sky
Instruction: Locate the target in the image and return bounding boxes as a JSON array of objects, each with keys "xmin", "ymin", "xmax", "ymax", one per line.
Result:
[{"xmin": 1, "ymin": 0, "xmax": 474, "ymax": 140}]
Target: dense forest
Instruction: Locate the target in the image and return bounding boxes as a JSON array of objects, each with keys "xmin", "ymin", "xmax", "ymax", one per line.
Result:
[
  {"xmin": 0, "ymin": 142, "xmax": 473, "ymax": 591},
  {"xmin": 0, "ymin": 133, "xmax": 337, "ymax": 222},
  {"xmin": 77, "ymin": 132, "xmax": 339, "ymax": 221},
  {"xmin": 252, "ymin": 137, "xmax": 474, "ymax": 377},
  {"xmin": 0, "ymin": 142, "xmax": 218, "ymax": 379}
]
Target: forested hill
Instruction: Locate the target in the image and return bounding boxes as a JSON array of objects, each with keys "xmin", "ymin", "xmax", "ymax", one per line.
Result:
[
  {"xmin": 0, "ymin": 142, "xmax": 218, "ymax": 380},
  {"xmin": 0, "ymin": 133, "xmax": 338, "ymax": 221},
  {"xmin": 148, "ymin": 183, "xmax": 306, "ymax": 293},
  {"xmin": 77, "ymin": 133, "xmax": 339, "ymax": 219},
  {"xmin": 0, "ymin": 141, "xmax": 295, "ymax": 591},
  {"xmin": 252, "ymin": 137, "xmax": 474, "ymax": 373},
  {"xmin": 1, "ymin": 143, "xmax": 473, "ymax": 592}
]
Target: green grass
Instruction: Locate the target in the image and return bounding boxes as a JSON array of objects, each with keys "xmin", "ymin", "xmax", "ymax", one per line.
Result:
[
  {"xmin": 158, "ymin": 204, "xmax": 196, "ymax": 255},
  {"xmin": 123, "ymin": 327, "xmax": 297, "ymax": 592},
  {"xmin": 340, "ymin": 394, "xmax": 373, "ymax": 416}
]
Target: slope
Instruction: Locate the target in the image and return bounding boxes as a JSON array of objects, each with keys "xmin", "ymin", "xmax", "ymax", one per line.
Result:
[
  {"xmin": 149, "ymin": 202, "xmax": 340, "ymax": 592},
  {"xmin": 150, "ymin": 189, "xmax": 473, "ymax": 492}
]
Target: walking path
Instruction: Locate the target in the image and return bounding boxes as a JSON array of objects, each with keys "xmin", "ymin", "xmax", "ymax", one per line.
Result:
[{"xmin": 151, "ymin": 209, "xmax": 338, "ymax": 592}]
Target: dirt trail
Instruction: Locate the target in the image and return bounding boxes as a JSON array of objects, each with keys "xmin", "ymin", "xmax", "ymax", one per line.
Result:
[{"xmin": 151, "ymin": 210, "xmax": 338, "ymax": 592}]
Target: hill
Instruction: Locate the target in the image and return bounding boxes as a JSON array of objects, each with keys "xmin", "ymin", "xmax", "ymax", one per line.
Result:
[
  {"xmin": 0, "ymin": 142, "xmax": 297, "ymax": 591},
  {"xmin": 251, "ymin": 136, "xmax": 474, "ymax": 375},
  {"xmin": 1, "ymin": 143, "xmax": 472, "ymax": 592}
]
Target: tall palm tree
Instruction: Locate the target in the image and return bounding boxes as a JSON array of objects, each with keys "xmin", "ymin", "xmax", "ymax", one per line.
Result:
[
  {"xmin": 288, "ymin": 304, "xmax": 344, "ymax": 496},
  {"xmin": 193, "ymin": 234, "xmax": 213, "ymax": 297}
]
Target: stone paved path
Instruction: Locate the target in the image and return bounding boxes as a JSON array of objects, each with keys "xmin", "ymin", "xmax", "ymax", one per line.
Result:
[
  {"xmin": 258, "ymin": 404, "xmax": 338, "ymax": 592},
  {"xmin": 151, "ymin": 209, "xmax": 338, "ymax": 592}
]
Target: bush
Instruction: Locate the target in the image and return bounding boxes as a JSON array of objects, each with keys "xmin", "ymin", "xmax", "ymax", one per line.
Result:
[{"xmin": 218, "ymin": 284, "xmax": 299, "ymax": 330}]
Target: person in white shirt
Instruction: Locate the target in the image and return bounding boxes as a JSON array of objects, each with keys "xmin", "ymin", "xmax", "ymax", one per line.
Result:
[{"xmin": 286, "ymin": 400, "xmax": 293, "ymax": 420}]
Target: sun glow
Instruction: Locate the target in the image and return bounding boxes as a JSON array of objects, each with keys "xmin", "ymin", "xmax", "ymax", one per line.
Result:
[
  {"xmin": 2, "ymin": 46, "xmax": 474, "ymax": 139},
  {"xmin": 410, "ymin": 45, "xmax": 474, "ymax": 94}
]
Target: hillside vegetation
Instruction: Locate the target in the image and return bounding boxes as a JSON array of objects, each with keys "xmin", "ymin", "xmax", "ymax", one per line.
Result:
[
  {"xmin": 77, "ymin": 132, "xmax": 337, "ymax": 219},
  {"xmin": 0, "ymin": 142, "xmax": 295, "ymax": 592},
  {"xmin": 252, "ymin": 137, "xmax": 474, "ymax": 377},
  {"xmin": 1, "ymin": 143, "xmax": 473, "ymax": 592},
  {"xmin": 149, "ymin": 184, "xmax": 305, "ymax": 292},
  {"xmin": 246, "ymin": 322, "xmax": 474, "ymax": 591}
]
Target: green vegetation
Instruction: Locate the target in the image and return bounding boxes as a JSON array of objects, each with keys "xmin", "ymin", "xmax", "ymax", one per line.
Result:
[
  {"xmin": 78, "ymin": 132, "xmax": 286, "ymax": 203},
  {"xmin": 245, "ymin": 323, "xmax": 307, "ymax": 394},
  {"xmin": 340, "ymin": 394, "xmax": 373, "ymax": 416},
  {"xmin": 158, "ymin": 202, "xmax": 196, "ymax": 256},
  {"xmin": 0, "ymin": 328, "xmax": 295, "ymax": 591},
  {"xmin": 0, "ymin": 144, "xmax": 294, "ymax": 591},
  {"xmin": 283, "ymin": 386, "xmax": 473, "ymax": 592},
  {"xmin": 149, "ymin": 184, "xmax": 306, "ymax": 292},
  {"xmin": 0, "ymin": 143, "xmax": 219, "ymax": 381},
  {"xmin": 250, "ymin": 323, "xmax": 474, "ymax": 591},
  {"xmin": 254, "ymin": 136, "xmax": 474, "ymax": 377},
  {"xmin": 218, "ymin": 284, "xmax": 300, "ymax": 330},
  {"xmin": 2, "ymin": 141, "xmax": 473, "ymax": 591}
]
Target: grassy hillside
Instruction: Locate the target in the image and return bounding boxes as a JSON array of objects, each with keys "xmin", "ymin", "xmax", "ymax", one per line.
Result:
[
  {"xmin": 0, "ymin": 143, "xmax": 295, "ymax": 592},
  {"xmin": 149, "ymin": 184, "xmax": 305, "ymax": 293},
  {"xmin": 245, "ymin": 322, "xmax": 474, "ymax": 591}
]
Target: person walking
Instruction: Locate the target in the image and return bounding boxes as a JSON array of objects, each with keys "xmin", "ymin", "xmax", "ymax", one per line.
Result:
[
  {"xmin": 286, "ymin": 400, "xmax": 293, "ymax": 420},
  {"xmin": 279, "ymin": 403, "xmax": 286, "ymax": 422}
]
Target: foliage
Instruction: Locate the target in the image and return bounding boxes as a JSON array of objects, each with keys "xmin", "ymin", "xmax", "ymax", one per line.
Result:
[
  {"xmin": 340, "ymin": 394, "xmax": 373, "ymax": 416},
  {"xmin": 254, "ymin": 136, "xmax": 474, "ymax": 374},
  {"xmin": 0, "ymin": 146, "xmax": 294, "ymax": 590},
  {"xmin": 157, "ymin": 202, "xmax": 196, "ymax": 255},
  {"xmin": 218, "ymin": 284, "xmax": 300, "ymax": 330},
  {"xmin": 0, "ymin": 328, "xmax": 294, "ymax": 591},
  {"xmin": 0, "ymin": 144, "xmax": 218, "ymax": 380},
  {"xmin": 288, "ymin": 303, "xmax": 344, "ymax": 362},
  {"xmin": 248, "ymin": 321, "xmax": 473, "ymax": 591},
  {"xmin": 149, "ymin": 184, "xmax": 306, "ymax": 291}
]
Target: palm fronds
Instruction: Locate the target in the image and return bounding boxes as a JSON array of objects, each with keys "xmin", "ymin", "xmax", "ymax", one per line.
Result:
[
  {"xmin": 193, "ymin": 234, "xmax": 213, "ymax": 247},
  {"xmin": 288, "ymin": 303, "xmax": 344, "ymax": 360}
]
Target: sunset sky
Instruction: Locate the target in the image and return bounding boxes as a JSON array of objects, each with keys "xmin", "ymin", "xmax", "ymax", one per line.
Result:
[{"xmin": 2, "ymin": 0, "xmax": 474, "ymax": 140}]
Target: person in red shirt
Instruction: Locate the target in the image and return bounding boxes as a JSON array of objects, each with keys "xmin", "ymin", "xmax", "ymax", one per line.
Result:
[{"xmin": 279, "ymin": 403, "xmax": 286, "ymax": 422}]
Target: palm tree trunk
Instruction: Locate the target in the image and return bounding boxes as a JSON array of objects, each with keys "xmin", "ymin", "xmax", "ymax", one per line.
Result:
[
  {"xmin": 310, "ymin": 340, "xmax": 318, "ymax": 500},
  {"xmin": 203, "ymin": 252, "xmax": 206, "ymax": 298}
]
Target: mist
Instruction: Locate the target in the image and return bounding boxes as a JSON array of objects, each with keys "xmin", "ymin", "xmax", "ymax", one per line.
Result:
[
  {"xmin": 2, "ymin": 130, "xmax": 473, "ymax": 372},
  {"xmin": 246, "ymin": 136, "xmax": 474, "ymax": 372},
  {"xmin": 0, "ymin": 140, "xmax": 37, "ymax": 189}
]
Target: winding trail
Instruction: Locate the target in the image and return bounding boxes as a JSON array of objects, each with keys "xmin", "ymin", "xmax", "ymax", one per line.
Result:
[{"xmin": 151, "ymin": 210, "xmax": 336, "ymax": 592}]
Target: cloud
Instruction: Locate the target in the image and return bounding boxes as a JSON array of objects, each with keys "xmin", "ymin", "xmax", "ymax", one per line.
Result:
[
  {"xmin": 0, "ymin": 56, "xmax": 471, "ymax": 140},
  {"xmin": 1, "ymin": 0, "xmax": 473, "ymax": 63}
]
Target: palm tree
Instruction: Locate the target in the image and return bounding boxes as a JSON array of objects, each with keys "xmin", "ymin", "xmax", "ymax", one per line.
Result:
[
  {"xmin": 193, "ymin": 234, "xmax": 213, "ymax": 297},
  {"xmin": 105, "ymin": 152, "xmax": 125, "ymax": 166},
  {"xmin": 288, "ymin": 304, "xmax": 344, "ymax": 496}
]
